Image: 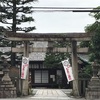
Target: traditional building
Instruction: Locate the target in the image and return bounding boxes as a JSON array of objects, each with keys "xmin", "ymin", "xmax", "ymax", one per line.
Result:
[{"xmin": 0, "ymin": 41, "xmax": 71, "ymax": 89}]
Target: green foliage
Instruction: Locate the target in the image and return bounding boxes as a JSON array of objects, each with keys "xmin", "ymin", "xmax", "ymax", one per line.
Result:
[
  {"xmin": 85, "ymin": 7, "xmax": 100, "ymax": 33},
  {"xmin": 86, "ymin": 6, "xmax": 100, "ymax": 63},
  {"xmin": 89, "ymin": 6, "xmax": 100, "ymax": 20},
  {"xmin": 80, "ymin": 7, "xmax": 100, "ymax": 48},
  {"xmin": 90, "ymin": 32, "xmax": 100, "ymax": 63},
  {"xmin": 0, "ymin": 0, "xmax": 37, "ymax": 64},
  {"xmin": 0, "ymin": 0, "xmax": 36, "ymax": 32},
  {"xmin": 79, "ymin": 41, "xmax": 91, "ymax": 48},
  {"xmin": 85, "ymin": 21, "xmax": 100, "ymax": 33},
  {"xmin": 54, "ymin": 41, "xmax": 71, "ymax": 47},
  {"xmin": 79, "ymin": 65, "xmax": 92, "ymax": 78},
  {"xmin": 79, "ymin": 6, "xmax": 100, "ymax": 77},
  {"xmin": 44, "ymin": 41, "xmax": 71, "ymax": 68},
  {"xmin": 80, "ymin": 6, "xmax": 100, "ymax": 63},
  {"xmin": 44, "ymin": 52, "xmax": 70, "ymax": 68}
]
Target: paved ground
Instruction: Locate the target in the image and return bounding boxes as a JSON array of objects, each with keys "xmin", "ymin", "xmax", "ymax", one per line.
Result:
[
  {"xmin": 0, "ymin": 89, "xmax": 86, "ymax": 100},
  {"xmin": 29, "ymin": 89, "xmax": 86, "ymax": 100}
]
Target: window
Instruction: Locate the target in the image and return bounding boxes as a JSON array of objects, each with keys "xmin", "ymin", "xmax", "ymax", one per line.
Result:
[
  {"xmin": 34, "ymin": 70, "xmax": 41, "ymax": 83},
  {"xmin": 34, "ymin": 70, "xmax": 48, "ymax": 83}
]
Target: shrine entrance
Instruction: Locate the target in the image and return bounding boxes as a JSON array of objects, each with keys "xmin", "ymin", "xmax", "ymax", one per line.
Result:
[{"xmin": 4, "ymin": 31, "xmax": 92, "ymax": 96}]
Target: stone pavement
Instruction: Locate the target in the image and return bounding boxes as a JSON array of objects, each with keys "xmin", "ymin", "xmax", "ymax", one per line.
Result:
[
  {"xmin": 0, "ymin": 89, "xmax": 86, "ymax": 100},
  {"xmin": 29, "ymin": 89, "xmax": 86, "ymax": 100}
]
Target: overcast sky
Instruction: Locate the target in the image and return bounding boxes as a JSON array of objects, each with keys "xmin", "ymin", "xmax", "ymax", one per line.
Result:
[{"xmin": 30, "ymin": 0, "xmax": 100, "ymax": 33}]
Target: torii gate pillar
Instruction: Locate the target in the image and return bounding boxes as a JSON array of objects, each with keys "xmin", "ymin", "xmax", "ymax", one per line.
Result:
[
  {"xmin": 71, "ymin": 41, "xmax": 80, "ymax": 96},
  {"xmin": 22, "ymin": 41, "xmax": 29, "ymax": 95}
]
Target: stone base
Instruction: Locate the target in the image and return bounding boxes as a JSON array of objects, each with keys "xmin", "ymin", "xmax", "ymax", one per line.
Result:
[
  {"xmin": 0, "ymin": 61, "xmax": 17, "ymax": 98},
  {"xmin": 86, "ymin": 89, "xmax": 100, "ymax": 100},
  {"xmin": 86, "ymin": 77, "xmax": 100, "ymax": 100},
  {"xmin": 0, "ymin": 81, "xmax": 17, "ymax": 98}
]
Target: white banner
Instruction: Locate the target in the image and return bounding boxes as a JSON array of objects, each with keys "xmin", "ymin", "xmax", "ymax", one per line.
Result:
[
  {"xmin": 21, "ymin": 57, "xmax": 29, "ymax": 79},
  {"xmin": 62, "ymin": 59, "xmax": 74, "ymax": 82}
]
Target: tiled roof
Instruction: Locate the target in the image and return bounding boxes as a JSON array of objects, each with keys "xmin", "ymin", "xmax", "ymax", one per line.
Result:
[
  {"xmin": 0, "ymin": 42, "xmax": 48, "ymax": 61},
  {"xmin": 29, "ymin": 52, "xmax": 46, "ymax": 61}
]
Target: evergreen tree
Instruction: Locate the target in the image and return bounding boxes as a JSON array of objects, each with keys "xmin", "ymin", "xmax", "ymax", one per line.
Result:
[
  {"xmin": 0, "ymin": 0, "xmax": 36, "ymax": 66},
  {"xmin": 0, "ymin": 0, "xmax": 36, "ymax": 32}
]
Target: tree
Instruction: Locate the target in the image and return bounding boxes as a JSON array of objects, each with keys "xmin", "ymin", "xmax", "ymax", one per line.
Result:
[
  {"xmin": 0, "ymin": 0, "xmax": 36, "ymax": 66},
  {"xmin": 84, "ymin": 6, "xmax": 100, "ymax": 63},
  {"xmin": 79, "ymin": 7, "xmax": 100, "ymax": 62},
  {"xmin": 44, "ymin": 41, "xmax": 71, "ymax": 68},
  {"xmin": 0, "ymin": 0, "xmax": 36, "ymax": 32},
  {"xmin": 77, "ymin": 7, "xmax": 100, "ymax": 78}
]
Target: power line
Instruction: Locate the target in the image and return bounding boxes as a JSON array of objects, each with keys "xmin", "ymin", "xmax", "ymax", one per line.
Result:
[
  {"xmin": 32, "ymin": 7, "xmax": 100, "ymax": 12},
  {"xmin": 0, "ymin": 6, "xmax": 100, "ymax": 12},
  {"xmin": 73, "ymin": 10, "xmax": 100, "ymax": 12},
  {"xmin": 33, "ymin": 7, "xmax": 95, "ymax": 9},
  {"xmin": 33, "ymin": 9, "xmax": 100, "ymax": 12}
]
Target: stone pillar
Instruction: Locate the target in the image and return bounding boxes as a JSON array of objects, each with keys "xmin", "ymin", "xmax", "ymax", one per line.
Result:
[
  {"xmin": 71, "ymin": 41, "xmax": 79, "ymax": 96},
  {"xmin": 86, "ymin": 61, "xmax": 100, "ymax": 100},
  {"xmin": 21, "ymin": 41, "xmax": 29, "ymax": 95},
  {"xmin": 0, "ymin": 68, "xmax": 16, "ymax": 98}
]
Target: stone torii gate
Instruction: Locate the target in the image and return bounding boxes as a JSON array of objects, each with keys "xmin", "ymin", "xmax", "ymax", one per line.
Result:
[{"xmin": 4, "ymin": 31, "xmax": 92, "ymax": 96}]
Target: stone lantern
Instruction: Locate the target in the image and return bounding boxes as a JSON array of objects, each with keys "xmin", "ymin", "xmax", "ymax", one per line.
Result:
[
  {"xmin": 86, "ymin": 60, "xmax": 100, "ymax": 100},
  {"xmin": 0, "ymin": 57, "xmax": 17, "ymax": 98}
]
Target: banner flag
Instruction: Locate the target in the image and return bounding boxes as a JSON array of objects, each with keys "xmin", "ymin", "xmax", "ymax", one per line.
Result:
[
  {"xmin": 62, "ymin": 59, "xmax": 74, "ymax": 82},
  {"xmin": 21, "ymin": 57, "xmax": 29, "ymax": 79}
]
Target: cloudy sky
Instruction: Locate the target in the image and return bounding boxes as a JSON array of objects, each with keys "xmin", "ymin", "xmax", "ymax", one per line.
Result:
[{"xmin": 31, "ymin": 0, "xmax": 100, "ymax": 33}]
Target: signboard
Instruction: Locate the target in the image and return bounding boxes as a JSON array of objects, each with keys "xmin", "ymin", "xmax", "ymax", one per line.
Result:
[
  {"xmin": 21, "ymin": 57, "xmax": 29, "ymax": 79},
  {"xmin": 62, "ymin": 59, "xmax": 74, "ymax": 82}
]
